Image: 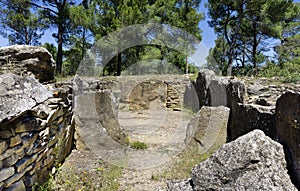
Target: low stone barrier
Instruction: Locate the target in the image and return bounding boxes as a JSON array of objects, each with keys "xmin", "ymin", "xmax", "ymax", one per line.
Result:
[{"xmin": 0, "ymin": 73, "xmax": 74, "ymax": 190}]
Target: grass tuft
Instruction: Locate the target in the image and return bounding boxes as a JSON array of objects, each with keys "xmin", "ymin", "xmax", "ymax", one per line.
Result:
[{"xmin": 130, "ymin": 141, "xmax": 148, "ymax": 150}]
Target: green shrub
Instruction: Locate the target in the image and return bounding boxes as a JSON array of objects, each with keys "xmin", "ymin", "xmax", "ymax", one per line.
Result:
[{"xmin": 258, "ymin": 62, "xmax": 300, "ymax": 83}]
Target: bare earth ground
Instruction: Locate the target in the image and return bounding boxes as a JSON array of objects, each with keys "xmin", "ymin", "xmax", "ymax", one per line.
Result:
[{"xmin": 52, "ymin": 102, "xmax": 194, "ymax": 191}]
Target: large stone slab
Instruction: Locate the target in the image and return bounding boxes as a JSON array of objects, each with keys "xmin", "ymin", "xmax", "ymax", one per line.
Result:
[
  {"xmin": 74, "ymin": 90, "xmax": 127, "ymax": 147},
  {"xmin": 0, "ymin": 45, "xmax": 55, "ymax": 82},
  {"xmin": 0, "ymin": 73, "xmax": 52, "ymax": 123},
  {"xmin": 276, "ymin": 91, "xmax": 300, "ymax": 189},
  {"xmin": 185, "ymin": 106, "xmax": 230, "ymax": 153},
  {"xmin": 193, "ymin": 69, "xmax": 216, "ymax": 107},
  {"xmin": 229, "ymin": 103, "xmax": 276, "ymax": 141}
]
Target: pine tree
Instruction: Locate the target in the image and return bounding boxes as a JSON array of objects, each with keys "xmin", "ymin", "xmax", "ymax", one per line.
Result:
[
  {"xmin": 30, "ymin": 0, "xmax": 74, "ymax": 75},
  {"xmin": 0, "ymin": 0, "xmax": 47, "ymax": 45},
  {"xmin": 207, "ymin": 0, "xmax": 295, "ymax": 75},
  {"xmin": 275, "ymin": 2, "xmax": 300, "ymax": 66}
]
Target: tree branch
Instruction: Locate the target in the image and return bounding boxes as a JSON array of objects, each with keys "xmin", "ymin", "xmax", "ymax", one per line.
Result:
[{"xmin": 28, "ymin": 1, "xmax": 58, "ymax": 16}]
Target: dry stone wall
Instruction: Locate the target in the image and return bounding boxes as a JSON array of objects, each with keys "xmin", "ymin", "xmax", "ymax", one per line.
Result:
[{"xmin": 0, "ymin": 73, "xmax": 74, "ymax": 190}]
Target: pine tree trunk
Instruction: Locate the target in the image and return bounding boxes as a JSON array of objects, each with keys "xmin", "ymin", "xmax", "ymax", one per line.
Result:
[{"xmin": 56, "ymin": 25, "xmax": 63, "ymax": 75}]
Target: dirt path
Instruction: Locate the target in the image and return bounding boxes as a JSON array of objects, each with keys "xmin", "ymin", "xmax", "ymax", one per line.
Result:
[
  {"xmin": 52, "ymin": 106, "xmax": 193, "ymax": 191},
  {"xmin": 116, "ymin": 102, "xmax": 192, "ymax": 191}
]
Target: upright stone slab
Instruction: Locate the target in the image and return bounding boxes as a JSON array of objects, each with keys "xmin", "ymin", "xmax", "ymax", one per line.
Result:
[
  {"xmin": 74, "ymin": 90, "xmax": 127, "ymax": 148},
  {"xmin": 226, "ymin": 79, "xmax": 247, "ymax": 141},
  {"xmin": 207, "ymin": 78, "xmax": 228, "ymax": 106},
  {"xmin": 185, "ymin": 106, "xmax": 230, "ymax": 153},
  {"xmin": 276, "ymin": 91, "xmax": 300, "ymax": 189},
  {"xmin": 229, "ymin": 103, "xmax": 276, "ymax": 140},
  {"xmin": 193, "ymin": 69, "xmax": 215, "ymax": 107}
]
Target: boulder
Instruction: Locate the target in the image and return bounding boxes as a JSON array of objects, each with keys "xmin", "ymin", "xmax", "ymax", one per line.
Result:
[
  {"xmin": 276, "ymin": 91, "xmax": 300, "ymax": 189},
  {"xmin": 185, "ymin": 106, "xmax": 230, "ymax": 153},
  {"xmin": 0, "ymin": 45, "xmax": 55, "ymax": 82},
  {"xmin": 193, "ymin": 70, "xmax": 246, "ymax": 109},
  {"xmin": 0, "ymin": 73, "xmax": 52, "ymax": 123},
  {"xmin": 167, "ymin": 179, "xmax": 193, "ymax": 191},
  {"xmin": 190, "ymin": 130, "xmax": 296, "ymax": 191}
]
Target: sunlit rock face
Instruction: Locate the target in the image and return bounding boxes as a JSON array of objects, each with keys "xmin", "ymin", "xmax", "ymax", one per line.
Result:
[{"xmin": 0, "ymin": 45, "xmax": 55, "ymax": 82}]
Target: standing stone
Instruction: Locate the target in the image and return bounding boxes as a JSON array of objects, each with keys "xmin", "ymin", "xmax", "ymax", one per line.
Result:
[
  {"xmin": 229, "ymin": 103, "xmax": 276, "ymax": 141},
  {"xmin": 95, "ymin": 90, "xmax": 127, "ymax": 144},
  {"xmin": 193, "ymin": 69, "xmax": 215, "ymax": 107},
  {"xmin": 74, "ymin": 90, "xmax": 127, "ymax": 148},
  {"xmin": 185, "ymin": 106, "xmax": 230, "ymax": 153},
  {"xmin": 226, "ymin": 79, "xmax": 247, "ymax": 141},
  {"xmin": 276, "ymin": 91, "xmax": 300, "ymax": 189},
  {"xmin": 207, "ymin": 78, "xmax": 228, "ymax": 107}
]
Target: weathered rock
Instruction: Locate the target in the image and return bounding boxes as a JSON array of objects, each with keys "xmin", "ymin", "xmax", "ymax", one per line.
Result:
[
  {"xmin": 15, "ymin": 154, "xmax": 37, "ymax": 173},
  {"xmin": 226, "ymin": 79, "xmax": 247, "ymax": 141},
  {"xmin": 75, "ymin": 90, "xmax": 127, "ymax": 147},
  {"xmin": 0, "ymin": 75, "xmax": 74, "ymax": 190},
  {"xmin": 5, "ymin": 179, "xmax": 25, "ymax": 191},
  {"xmin": 183, "ymin": 80, "xmax": 200, "ymax": 112},
  {"xmin": 276, "ymin": 91, "xmax": 300, "ymax": 189},
  {"xmin": 4, "ymin": 165, "xmax": 32, "ymax": 188},
  {"xmin": 0, "ymin": 141, "xmax": 8, "ymax": 154},
  {"xmin": 167, "ymin": 179, "xmax": 193, "ymax": 191},
  {"xmin": 9, "ymin": 135, "xmax": 21, "ymax": 147},
  {"xmin": 128, "ymin": 81, "xmax": 167, "ymax": 111},
  {"xmin": 193, "ymin": 69, "xmax": 216, "ymax": 107},
  {"xmin": 191, "ymin": 130, "xmax": 296, "ymax": 191},
  {"xmin": 0, "ymin": 45, "xmax": 55, "ymax": 82},
  {"xmin": 193, "ymin": 70, "xmax": 246, "ymax": 110},
  {"xmin": 207, "ymin": 77, "xmax": 228, "ymax": 106},
  {"xmin": 185, "ymin": 106, "xmax": 230, "ymax": 153},
  {"xmin": 229, "ymin": 103, "xmax": 276, "ymax": 141},
  {"xmin": 0, "ymin": 167, "xmax": 14, "ymax": 182},
  {"xmin": 0, "ymin": 130, "xmax": 13, "ymax": 139},
  {"xmin": 3, "ymin": 153, "xmax": 19, "ymax": 167},
  {"xmin": 0, "ymin": 73, "xmax": 52, "ymax": 123}
]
